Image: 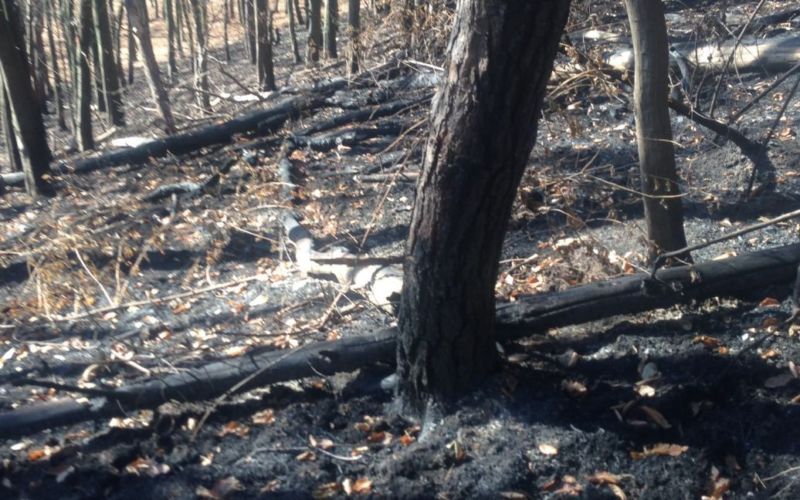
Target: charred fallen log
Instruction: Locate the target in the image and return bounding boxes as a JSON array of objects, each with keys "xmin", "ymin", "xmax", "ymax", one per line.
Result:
[{"xmin": 1, "ymin": 243, "xmax": 799, "ymax": 438}]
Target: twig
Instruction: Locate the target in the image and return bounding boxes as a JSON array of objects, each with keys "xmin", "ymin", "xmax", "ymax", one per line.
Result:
[
  {"xmin": 74, "ymin": 249, "xmax": 115, "ymax": 307},
  {"xmin": 708, "ymin": 0, "xmax": 767, "ymax": 117},
  {"xmin": 743, "ymin": 73, "xmax": 800, "ymax": 199},
  {"xmin": 651, "ymin": 207, "xmax": 800, "ymax": 275},
  {"xmin": 728, "ymin": 60, "xmax": 800, "ymax": 124}
]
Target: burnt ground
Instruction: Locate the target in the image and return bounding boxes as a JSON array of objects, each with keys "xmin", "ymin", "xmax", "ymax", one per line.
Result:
[{"xmin": 1, "ymin": 0, "xmax": 800, "ymax": 498}]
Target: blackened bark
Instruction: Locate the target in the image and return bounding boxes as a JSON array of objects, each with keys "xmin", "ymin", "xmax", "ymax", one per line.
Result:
[
  {"xmin": 346, "ymin": 0, "xmax": 359, "ymax": 76},
  {"xmin": 244, "ymin": 0, "xmax": 256, "ymax": 63},
  {"xmin": 323, "ymin": 0, "xmax": 336, "ymax": 59},
  {"xmin": 189, "ymin": 0, "xmax": 210, "ymax": 112},
  {"xmin": 0, "ymin": 0, "xmax": 53, "ymax": 196},
  {"xmin": 292, "ymin": 0, "xmax": 302, "ymax": 25},
  {"xmin": 125, "ymin": 0, "xmax": 177, "ymax": 133},
  {"xmin": 94, "ymin": 0, "xmax": 125, "ymax": 125},
  {"xmin": 256, "ymin": 0, "xmax": 276, "ymax": 90},
  {"xmin": 166, "ymin": 0, "xmax": 177, "ymax": 78},
  {"xmin": 1, "ymin": 83, "xmax": 22, "ymax": 172},
  {"xmin": 46, "ymin": 0, "xmax": 67, "ymax": 130},
  {"xmin": 286, "ymin": 0, "xmax": 301, "ymax": 63},
  {"xmin": 306, "ymin": 0, "xmax": 322, "ymax": 64},
  {"xmin": 624, "ymin": 0, "xmax": 689, "ymax": 260},
  {"xmin": 397, "ymin": 0, "xmax": 571, "ymax": 414},
  {"xmin": 77, "ymin": 0, "xmax": 95, "ymax": 150}
]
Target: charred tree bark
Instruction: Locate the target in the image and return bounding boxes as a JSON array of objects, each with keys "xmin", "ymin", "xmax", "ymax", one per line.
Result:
[
  {"xmin": 77, "ymin": 0, "xmax": 95, "ymax": 150},
  {"xmin": 286, "ymin": 0, "xmax": 301, "ymax": 63},
  {"xmin": 126, "ymin": 4, "xmax": 137, "ymax": 83},
  {"xmin": 94, "ymin": 0, "xmax": 125, "ymax": 125},
  {"xmin": 125, "ymin": 0, "xmax": 177, "ymax": 133},
  {"xmin": 306, "ymin": 0, "xmax": 322, "ymax": 64},
  {"xmin": 624, "ymin": 0, "xmax": 689, "ymax": 260},
  {"xmin": 166, "ymin": 0, "xmax": 177, "ymax": 79},
  {"xmin": 244, "ymin": 0, "xmax": 256, "ymax": 63},
  {"xmin": 293, "ymin": 0, "xmax": 302, "ymax": 25},
  {"xmin": 323, "ymin": 0, "xmax": 337, "ymax": 59},
  {"xmin": 46, "ymin": 0, "xmax": 67, "ymax": 130},
  {"xmin": 189, "ymin": 0, "xmax": 210, "ymax": 112},
  {"xmin": 256, "ymin": 0, "xmax": 276, "ymax": 90},
  {"xmin": 222, "ymin": 0, "xmax": 230, "ymax": 62},
  {"xmin": 0, "ymin": 0, "xmax": 54, "ymax": 197},
  {"xmin": 396, "ymin": 0, "xmax": 571, "ymax": 414},
  {"xmin": 346, "ymin": 0, "xmax": 359, "ymax": 76},
  {"xmin": 1, "ymin": 82, "xmax": 22, "ymax": 172}
]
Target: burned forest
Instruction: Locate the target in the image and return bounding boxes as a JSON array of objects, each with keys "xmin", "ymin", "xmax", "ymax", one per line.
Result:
[{"xmin": 2, "ymin": 0, "xmax": 800, "ymax": 497}]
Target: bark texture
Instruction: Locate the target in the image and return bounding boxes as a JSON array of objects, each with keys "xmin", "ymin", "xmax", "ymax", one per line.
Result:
[
  {"xmin": 0, "ymin": 0, "xmax": 53, "ymax": 196},
  {"xmin": 397, "ymin": 0, "xmax": 571, "ymax": 413},
  {"xmin": 624, "ymin": 0, "xmax": 689, "ymax": 258}
]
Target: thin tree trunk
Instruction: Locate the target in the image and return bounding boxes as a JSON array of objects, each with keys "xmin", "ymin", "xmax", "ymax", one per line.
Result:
[
  {"xmin": 126, "ymin": 7, "xmax": 136, "ymax": 83},
  {"xmin": 0, "ymin": 81, "xmax": 22, "ymax": 172},
  {"xmin": 346, "ymin": 0, "xmax": 359, "ymax": 76},
  {"xmin": 306, "ymin": 0, "xmax": 321, "ymax": 64},
  {"xmin": 125, "ymin": 0, "xmax": 177, "ymax": 133},
  {"xmin": 624, "ymin": 0, "xmax": 689, "ymax": 260},
  {"xmin": 286, "ymin": 0, "xmax": 301, "ymax": 63},
  {"xmin": 292, "ymin": 0, "xmax": 302, "ymax": 25},
  {"xmin": 77, "ymin": 0, "xmax": 95, "ymax": 150},
  {"xmin": 181, "ymin": 0, "xmax": 195, "ymax": 64},
  {"xmin": 166, "ymin": 0, "xmax": 177, "ymax": 79},
  {"xmin": 46, "ymin": 0, "xmax": 68, "ymax": 130},
  {"xmin": 0, "ymin": 0, "xmax": 54, "ymax": 197},
  {"xmin": 396, "ymin": 0, "xmax": 571, "ymax": 414},
  {"xmin": 223, "ymin": 0, "xmax": 230, "ymax": 62},
  {"xmin": 94, "ymin": 0, "xmax": 125, "ymax": 125},
  {"xmin": 256, "ymin": 0, "xmax": 276, "ymax": 90},
  {"xmin": 245, "ymin": 0, "xmax": 256, "ymax": 63},
  {"xmin": 189, "ymin": 0, "xmax": 210, "ymax": 112},
  {"xmin": 175, "ymin": 0, "xmax": 183, "ymax": 54},
  {"xmin": 323, "ymin": 0, "xmax": 336, "ymax": 59},
  {"xmin": 114, "ymin": 0, "xmax": 126, "ymax": 86}
]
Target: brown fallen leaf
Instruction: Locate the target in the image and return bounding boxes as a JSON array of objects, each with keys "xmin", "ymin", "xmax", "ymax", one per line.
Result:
[
  {"xmin": 296, "ymin": 451, "xmax": 316, "ymax": 462},
  {"xmin": 693, "ymin": 336, "xmax": 723, "ymax": 348},
  {"xmin": 312, "ymin": 481, "xmax": 341, "ymax": 499},
  {"xmin": 587, "ymin": 471, "xmax": 622, "ymax": 485},
  {"xmin": 251, "ymin": 409, "xmax": 275, "ymax": 425},
  {"xmin": 351, "ymin": 477, "xmax": 372, "ymax": 495},
  {"xmin": 758, "ymin": 297, "xmax": 780, "ymax": 307},
  {"xmin": 608, "ymin": 483, "xmax": 627, "ymax": 500},
  {"xmin": 630, "ymin": 443, "xmax": 688, "ymax": 460},
  {"xmin": 217, "ymin": 421, "xmax": 250, "ymax": 438},
  {"xmin": 562, "ymin": 379, "xmax": 588, "ymax": 398}
]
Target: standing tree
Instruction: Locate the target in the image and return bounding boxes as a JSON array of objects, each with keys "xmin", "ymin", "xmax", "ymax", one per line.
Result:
[
  {"xmin": 256, "ymin": 0, "xmax": 276, "ymax": 90},
  {"xmin": 94, "ymin": 0, "xmax": 125, "ymax": 125},
  {"xmin": 189, "ymin": 0, "xmax": 210, "ymax": 112},
  {"xmin": 306, "ymin": 0, "xmax": 322, "ymax": 64},
  {"xmin": 45, "ymin": 0, "xmax": 67, "ymax": 130},
  {"xmin": 346, "ymin": 0, "xmax": 359, "ymax": 76},
  {"xmin": 76, "ymin": 0, "xmax": 95, "ymax": 150},
  {"xmin": 396, "ymin": 0, "xmax": 571, "ymax": 416},
  {"xmin": 1, "ymin": 81, "xmax": 22, "ymax": 172},
  {"xmin": 624, "ymin": 0, "xmax": 689, "ymax": 260},
  {"xmin": 323, "ymin": 0, "xmax": 336, "ymax": 59},
  {"xmin": 0, "ymin": 0, "xmax": 54, "ymax": 196},
  {"xmin": 166, "ymin": 0, "xmax": 178, "ymax": 79},
  {"xmin": 286, "ymin": 0, "xmax": 301, "ymax": 63},
  {"xmin": 125, "ymin": 0, "xmax": 177, "ymax": 133}
]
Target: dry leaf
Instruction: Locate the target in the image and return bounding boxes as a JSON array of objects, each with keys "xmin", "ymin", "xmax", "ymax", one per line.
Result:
[
  {"xmin": 758, "ymin": 297, "xmax": 780, "ymax": 307},
  {"xmin": 608, "ymin": 483, "xmax": 627, "ymax": 500},
  {"xmin": 499, "ymin": 492, "xmax": 529, "ymax": 499},
  {"xmin": 538, "ymin": 443, "xmax": 558, "ymax": 456},
  {"xmin": 562, "ymin": 380, "xmax": 588, "ymax": 397},
  {"xmin": 399, "ymin": 433, "xmax": 415, "ymax": 446},
  {"xmin": 296, "ymin": 451, "xmax": 316, "ymax": 462},
  {"xmin": 27, "ymin": 449, "xmax": 46, "ymax": 462},
  {"xmin": 634, "ymin": 384, "xmax": 656, "ymax": 397},
  {"xmin": 630, "ymin": 443, "xmax": 688, "ymax": 459},
  {"xmin": 218, "ymin": 421, "xmax": 250, "ymax": 438},
  {"xmin": 259, "ymin": 479, "xmax": 280, "ymax": 494},
  {"xmin": 587, "ymin": 471, "xmax": 622, "ymax": 485},
  {"xmin": 352, "ymin": 478, "xmax": 372, "ymax": 494},
  {"xmin": 639, "ymin": 406, "xmax": 671, "ymax": 429},
  {"xmin": 762, "ymin": 317, "xmax": 781, "ymax": 328},
  {"xmin": 251, "ymin": 409, "xmax": 275, "ymax": 425},
  {"xmin": 760, "ymin": 349, "xmax": 780, "ymax": 360},
  {"xmin": 693, "ymin": 336, "xmax": 723, "ymax": 348},
  {"xmin": 312, "ymin": 482, "xmax": 340, "ymax": 499}
]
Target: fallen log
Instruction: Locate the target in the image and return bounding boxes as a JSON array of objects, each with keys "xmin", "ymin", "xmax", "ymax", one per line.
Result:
[
  {"xmin": 2, "ymin": 243, "xmax": 799, "ymax": 438},
  {"xmin": 0, "ymin": 172, "xmax": 24, "ymax": 188},
  {"xmin": 607, "ymin": 34, "xmax": 800, "ymax": 73}
]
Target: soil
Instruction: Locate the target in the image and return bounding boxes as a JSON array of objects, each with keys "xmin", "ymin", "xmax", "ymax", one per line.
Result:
[{"xmin": 1, "ymin": 0, "xmax": 800, "ymax": 498}]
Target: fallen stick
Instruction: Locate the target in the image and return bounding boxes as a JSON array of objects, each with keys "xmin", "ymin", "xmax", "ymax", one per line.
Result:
[{"xmin": 2, "ymin": 243, "xmax": 799, "ymax": 438}]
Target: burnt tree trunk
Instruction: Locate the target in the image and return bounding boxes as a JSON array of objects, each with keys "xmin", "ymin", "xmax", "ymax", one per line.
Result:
[
  {"xmin": 396, "ymin": 0, "xmax": 571, "ymax": 415},
  {"xmin": 1, "ymin": 82, "xmax": 22, "ymax": 172},
  {"xmin": 256, "ymin": 0, "xmax": 276, "ymax": 90},
  {"xmin": 323, "ymin": 0, "xmax": 336, "ymax": 59},
  {"xmin": 77, "ymin": 0, "xmax": 95, "ymax": 150},
  {"xmin": 346, "ymin": 0, "xmax": 359, "ymax": 76},
  {"xmin": 189, "ymin": 0, "xmax": 210, "ymax": 112},
  {"xmin": 624, "ymin": 0, "xmax": 689, "ymax": 260},
  {"xmin": 306, "ymin": 0, "xmax": 322, "ymax": 64},
  {"xmin": 125, "ymin": 0, "xmax": 177, "ymax": 133},
  {"xmin": 286, "ymin": 0, "xmax": 301, "ymax": 63},
  {"xmin": 0, "ymin": 0, "xmax": 54, "ymax": 196},
  {"xmin": 46, "ymin": 0, "xmax": 67, "ymax": 130},
  {"xmin": 94, "ymin": 0, "xmax": 125, "ymax": 125},
  {"xmin": 166, "ymin": 0, "xmax": 177, "ymax": 79}
]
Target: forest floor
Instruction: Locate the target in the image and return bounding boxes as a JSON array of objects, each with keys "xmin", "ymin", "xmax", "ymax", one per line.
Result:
[{"xmin": 1, "ymin": 0, "xmax": 800, "ymax": 498}]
